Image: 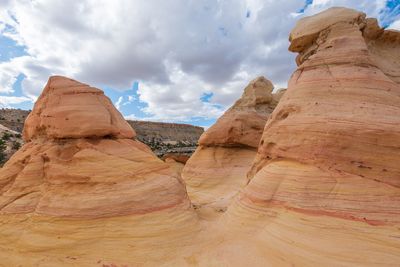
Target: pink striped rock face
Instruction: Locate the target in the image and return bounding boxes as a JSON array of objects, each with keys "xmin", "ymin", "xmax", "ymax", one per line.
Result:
[
  {"xmin": 0, "ymin": 76, "xmax": 199, "ymax": 266},
  {"xmin": 225, "ymin": 7, "xmax": 400, "ymax": 266},
  {"xmin": 0, "ymin": 139, "xmax": 189, "ymax": 218},
  {"xmin": 1, "ymin": 7, "xmax": 400, "ymax": 267}
]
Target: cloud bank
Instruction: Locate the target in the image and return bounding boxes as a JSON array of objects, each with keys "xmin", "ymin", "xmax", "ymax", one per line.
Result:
[{"xmin": 0, "ymin": 0, "xmax": 398, "ymax": 123}]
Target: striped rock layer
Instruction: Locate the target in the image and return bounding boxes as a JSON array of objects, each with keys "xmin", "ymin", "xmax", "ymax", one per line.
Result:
[
  {"xmin": 1, "ymin": 7, "xmax": 399, "ymax": 267},
  {"xmin": 182, "ymin": 76, "xmax": 285, "ymax": 215},
  {"xmin": 0, "ymin": 76, "xmax": 199, "ymax": 266},
  {"xmin": 223, "ymin": 7, "xmax": 400, "ymax": 266}
]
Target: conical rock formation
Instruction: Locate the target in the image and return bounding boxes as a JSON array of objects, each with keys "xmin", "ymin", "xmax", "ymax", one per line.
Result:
[
  {"xmin": 199, "ymin": 77, "xmax": 281, "ymax": 147},
  {"xmin": 1, "ymin": 7, "xmax": 399, "ymax": 267},
  {"xmin": 0, "ymin": 76, "xmax": 199, "ymax": 266},
  {"xmin": 223, "ymin": 7, "xmax": 400, "ymax": 266},
  {"xmin": 182, "ymin": 76, "xmax": 285, "ymax": 216}
]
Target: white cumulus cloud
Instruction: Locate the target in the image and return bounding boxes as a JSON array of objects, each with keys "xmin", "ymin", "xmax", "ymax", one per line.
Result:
[
  {"xmin": 0, "ymin": 95, "xmax": 32, "ymax": 108},
  {"xmin": 114, "ymin": 96, "xmax": 123, "ymax": 110},
  {"xmin": 389, "ymin": 19, "xmax": 400, "ymax": 30},
  {"xmin": 0, "ymin": 0, "xmax": 397, "ymax": 122}
]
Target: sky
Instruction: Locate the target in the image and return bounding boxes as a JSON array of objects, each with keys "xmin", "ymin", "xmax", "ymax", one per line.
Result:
[{"xmin": 0, "ymin": 0, "xmax": 399, "ymax": 127}]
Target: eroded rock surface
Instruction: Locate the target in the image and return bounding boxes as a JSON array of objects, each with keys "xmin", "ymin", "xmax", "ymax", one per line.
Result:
[
  {"xmin": 224, "ymin": 7, "xmax": 400, "ymax": 266},
  {"xmin": 182, "ymin": 77, "xmax": 285, "ymax": 215},
  {"xmin": 23, "ymin": 76, "xmax": 135, "ymax": 141},
  {"xmin": 1, "ymin": 7, "xmax": 399, "ymax": 267},
  {"xmin": 0, "ymin": 76, "xmax": 199, "ymax": 266},
  {"xmin": 199, "ymin": 77, "xmax": 282, "ymax": 148}
]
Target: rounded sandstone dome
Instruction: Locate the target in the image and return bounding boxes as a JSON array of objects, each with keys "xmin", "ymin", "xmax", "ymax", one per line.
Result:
[
  {"xmin": 23, "ymin": 76, "xmax": 136, "ymax": 141},
  {"xmin": 198, "ymin": 76, "xmax": 284, "ymax": 148}
]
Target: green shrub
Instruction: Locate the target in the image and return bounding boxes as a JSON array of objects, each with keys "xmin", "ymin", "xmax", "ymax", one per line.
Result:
[
  {"xmin": 0, "ymin": 139, "xmax": 7, "ymax": 164},
  {"xmin": 2, "ymin": 132, "xmax": 11, "ymax": 141},
  {"xmin": 12, "ymin": 141, "xmax": 21, "ymax": 150}
]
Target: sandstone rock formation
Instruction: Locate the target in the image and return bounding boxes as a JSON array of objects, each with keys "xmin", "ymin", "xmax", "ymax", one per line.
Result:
[
  {"xmin": 0, "ymin": 76, "xmax": 199, "ymax": 266},
  {"xmin": 162, "ymin": 153, "xmax": 190, "ymax": 164},
  {"xmin": 23, "ymin": 77, "xmax": 135, "ymax": 141},
  {"xmin": 1, "ymin": 7, "xmax": 399, "ymax": 267},
  {"xmin": 0, "ymin": 108, "xmax": 204, "ymax": 160},
  {"xmin": 162, "ymin": 153, "xmax": 191, "ymax": 177},
  {"xmin": 164, "ymin": 158, "xmax": 186, "ymax": 177},
  {"xmin": 223, "ymin": 7, "xmax": 400, "ymax": 266},
  {"xmin": 182, "ymin": 77, "xmax": 285, "ymax": 215}
]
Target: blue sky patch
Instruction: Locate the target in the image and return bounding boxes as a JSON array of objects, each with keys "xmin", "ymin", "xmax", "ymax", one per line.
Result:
[
  {"xmin": 103, "ymin": 81, "xmax": 149, "ymax": 120},
  {"xmin": 381, "ymin": 0, "xmax": 400, "ymax": 27},
  {"xmin": 298, "ymin": 0, "xmax": 313, "ymax": 13},
  {"xmin": 200, "ymin": 92, "xmax": 213, "ymax": 103},
  {"xmin": 0, "ymin": 35, "xmax": 26, "ymax": 62}
]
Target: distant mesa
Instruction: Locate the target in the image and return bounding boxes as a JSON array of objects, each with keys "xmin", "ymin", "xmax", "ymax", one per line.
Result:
[
  {"xmin": 128, "ymin": 120, "xmax": 204, "ymax": 157},
  {"xmin": 0, "ymin": 101, "xmax": 204, "ymax": 163}
]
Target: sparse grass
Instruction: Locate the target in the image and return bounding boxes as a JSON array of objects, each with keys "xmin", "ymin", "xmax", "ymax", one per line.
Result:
[
  {"xmin": 12, "ymin": 141, "xmax": 21, "ymax": 150},
  {"xmin": 2, "ymin": 132, "xmax": 11, "ymax": 141},
  {"xmin": 0, "ymin": 139, "xmax": 7, "ymax": 164}
]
